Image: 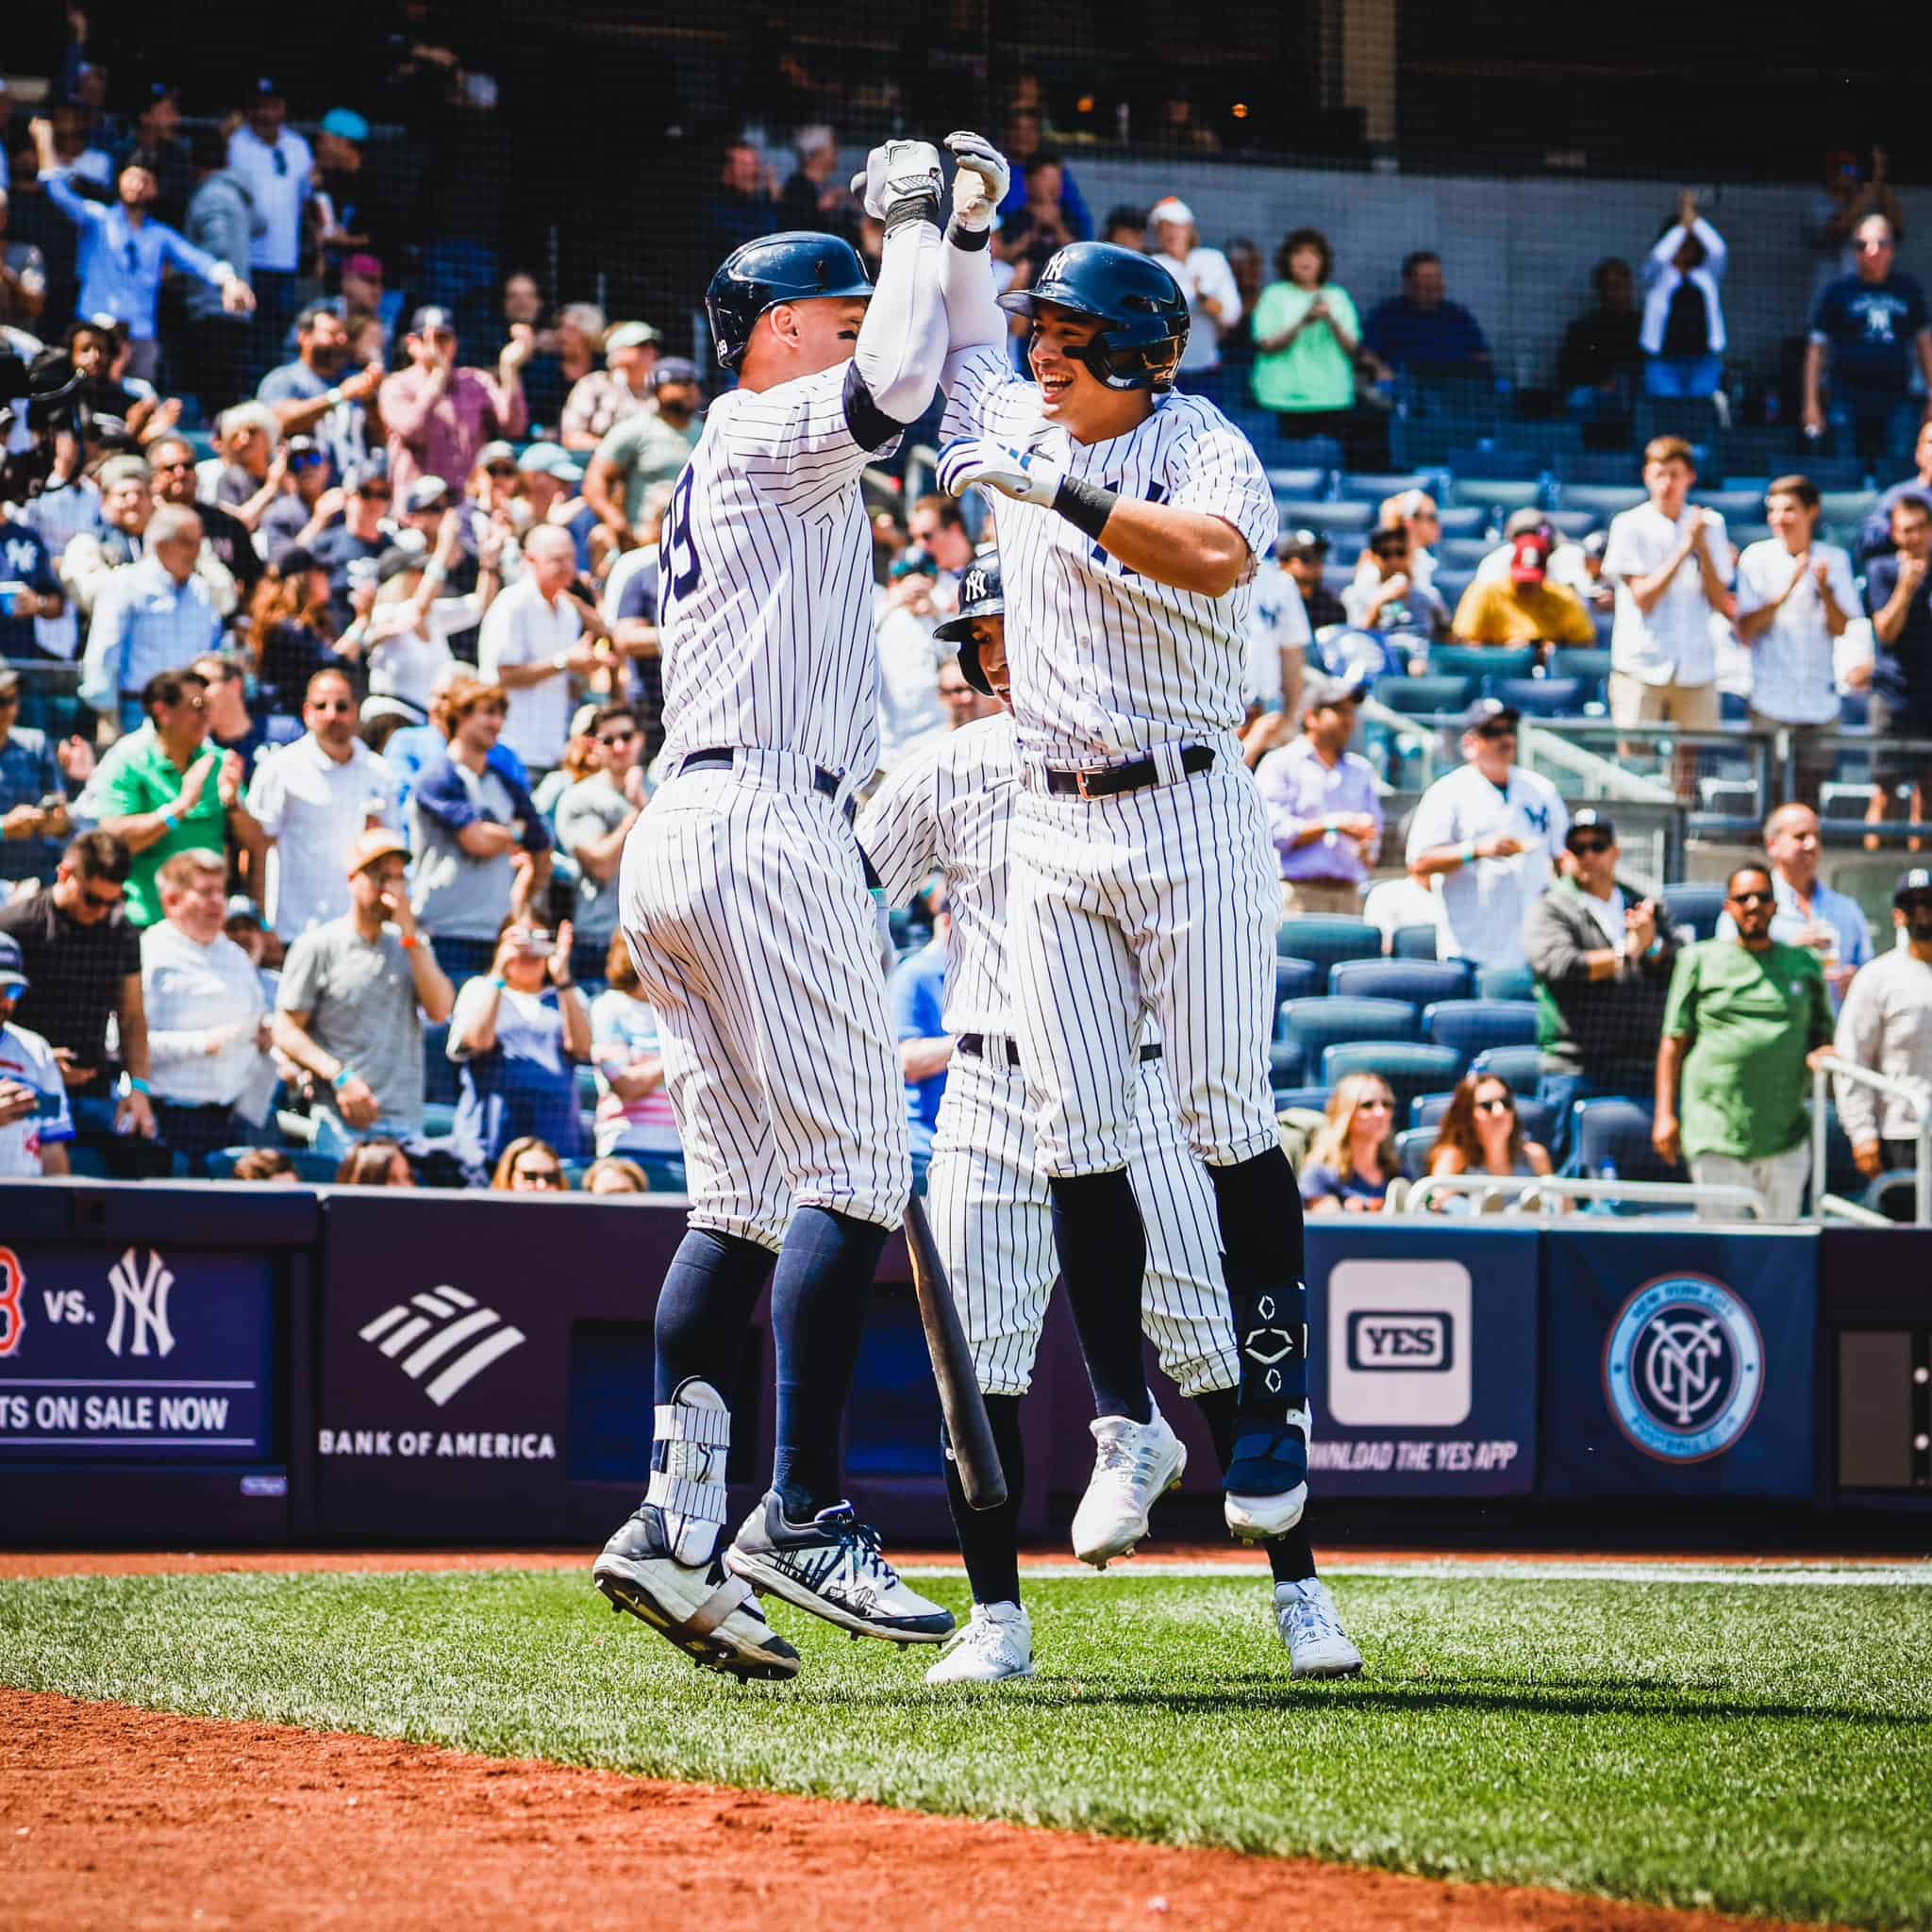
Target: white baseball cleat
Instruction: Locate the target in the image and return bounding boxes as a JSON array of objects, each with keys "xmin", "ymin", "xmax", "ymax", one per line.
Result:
[
  {"xmin": 1274, "ymin": 1578, "xmax": 1364, "ymax": 1679},
  {"xmin": 1224, "ymin": 1411, "xmax": 1310, "ymax": 1543},
  {"xmin": 1070, "ymin": 1407, "xmax": 1186, "ymax": 1568},
  {"xmin": 925, "ymin": 1600, "xmax": 1036, "ymax": 1685}
]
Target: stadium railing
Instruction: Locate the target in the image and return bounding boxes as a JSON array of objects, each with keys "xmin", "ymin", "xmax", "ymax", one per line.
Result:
[
  {"xmin": 1403, "ymin": 1173, "xmax": 1770, "ymax": 1219},
  {"xmin": 1811, "ymin": 1056, "xmax": 1932, "ymax": 1227}
]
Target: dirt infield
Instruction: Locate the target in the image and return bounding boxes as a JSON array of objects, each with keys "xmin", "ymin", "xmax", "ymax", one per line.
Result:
[{"xmin": 4, "ymin": 1689, "xmax": 1842, "ymax": 1932}]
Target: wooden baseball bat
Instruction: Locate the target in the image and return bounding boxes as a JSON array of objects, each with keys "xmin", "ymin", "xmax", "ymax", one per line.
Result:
[{"xmin": 903, "ymin": 1190, "xmax": 1008, "ymax": 1511}]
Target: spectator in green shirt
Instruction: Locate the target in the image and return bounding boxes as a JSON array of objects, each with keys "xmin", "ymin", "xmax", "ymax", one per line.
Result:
[
  {"xmin": 1249, "ymin": 228, "xmax": 1389, "ymax": 451},
  {"xmin": 82, "ymin": 668, "xmax": 262, "ymax": 927},
  {"xmin": 1655, "ymin": 863, "xmax": 1836, "ymax": 1223},
  {"xmin": 583, "ymin": 359, "xmax": 703, "ymax": 549}
]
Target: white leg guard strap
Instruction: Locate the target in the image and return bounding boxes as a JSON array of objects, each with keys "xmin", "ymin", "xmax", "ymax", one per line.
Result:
[{"xmin": 647, "ymin": 1381, "xmax": 732, "ymax": 1565}]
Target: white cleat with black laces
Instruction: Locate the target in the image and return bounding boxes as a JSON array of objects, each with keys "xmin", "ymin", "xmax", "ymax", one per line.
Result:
[
  {"xmin": 925, "ymin": 1601, "xmax": 1036, "ymax": 1686},
  {"xmin": 1070, "ymin": 1406, "xmax": 1186, "ymax": 1569},
  {"xmin": 1274, "ymin": 1578, "xmax": 1364, "ymax": 1679},
  {"xmin": 724, "ymin": 1492, "xmax": 956, "ymax": 1645}
]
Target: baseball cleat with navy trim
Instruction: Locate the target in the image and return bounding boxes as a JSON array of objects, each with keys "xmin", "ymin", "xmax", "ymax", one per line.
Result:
[
  {"xmin": 594, "ymin": 1505, "xmax": 801, "ymax": 1682},
  {"xmin": 724, "ymin": 1493, "xmax": 956, "ymax": 1644}
]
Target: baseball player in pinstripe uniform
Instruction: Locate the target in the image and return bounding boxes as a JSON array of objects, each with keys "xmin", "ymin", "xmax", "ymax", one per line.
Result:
[
  {"xmin": 856, "ymin": 556, "xmax": 1360, "ymax": 1683},
  {"xmin": 591, "ymin": 142, "xmax": 963, "ymax": 1682},
  {"xmin": 928, "ymin": 133, "xmax": 1314, "ymax": 1565}
]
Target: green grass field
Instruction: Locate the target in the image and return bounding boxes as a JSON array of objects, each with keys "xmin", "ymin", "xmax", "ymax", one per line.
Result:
[{"xmin": 6, "ymin": 1566, "xmax": 1929, "ymax": 1928}]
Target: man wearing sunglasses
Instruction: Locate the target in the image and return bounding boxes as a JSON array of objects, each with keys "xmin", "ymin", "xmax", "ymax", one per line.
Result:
[
  {"xmin": 148, "ymin": 434, "xmax": 262, "ymax": 600},
  {"xmin": 0, "ymin": 829, "xmax": 157, "ymax": 1151},
  {"xmin": 247, "ymin": 668, "xmax": 402, "ymax": 941},
  {"xmin": 1525, "ymin": 808, "xmax": 1676, "ymax": 1168},
  {"xmin": 1408, "ymin": 697, "xmax": 1568, "ymax": 969},
  {"xmin": 553, "ymin": 704, "xmax": 645, "ymax": 968},
  {"xmin": 1832, "ymin": 868, "xmax": 1932, "ymax": 1181},
  {"xmin": 1656, "ymin": 864, "xmax": 1836, "ymax": 1223},
  {"xmin": 312, "ymin": 467, "xmax": 395, "ymax": 631}
]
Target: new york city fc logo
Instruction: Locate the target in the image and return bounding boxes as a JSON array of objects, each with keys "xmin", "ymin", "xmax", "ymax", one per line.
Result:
[{"xmin": 1602, "ymin": 1274, "xmax": 1764, "ymax": 1462}]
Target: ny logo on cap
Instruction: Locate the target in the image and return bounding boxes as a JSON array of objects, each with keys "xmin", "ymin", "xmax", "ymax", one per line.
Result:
[{"xmin": 963, "ymin": 566, "xmax": 990, "ymax": 604}]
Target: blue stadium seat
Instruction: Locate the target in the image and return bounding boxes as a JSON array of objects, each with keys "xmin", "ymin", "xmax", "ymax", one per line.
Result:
[
  {"xmin": 1438, "ymin": 536, "xmax": 1496, "ymax": 568},
  {"xmin": 1425, "ymin": 644, "xmax": 1541, "ymax": 690},
  {"xmin": 1557, "ymin": 481, "xmax": 1645, "ymax": 518},
  {"xmin": 1574, "ymin": 1097, "xmax": 1682, "ymax": 1186},
  {"xmin": 1821, "ymin": 489, "xmax": 1878, "ymax": 529},
  {"xmin": 1551, "ymin": 646, "xmax": 1613, "ymax": 701},
  {"xmin": 1492, "ymin": 675, "xmax": 1587, "ymax": 718},
  {"xmin": 1279, "ymin": 996, "xmax": 1420, "ymax": 1084},
  {"xmin": 632, "ymin": 1151, "xmax": 690, "ymax": 1192},
  {"xmin": 291, "ymin": 1148, "xmax": 344, "ymax": 1184},
  {"xmin": 1424, "ymin": 998, "xmax": 1540, "ymax": 1058},
  {"xmin": 1270, "ymin": 1041, "xmax": 1304, "ymax": 1094},
  {"xmin": 423, "ymin": 1023, "xmax": 458, "ymax": 1106},
  {"xmin": 1451, "ymin": 476, "xmax": 1545, "ymax": 517},
  {"xmin": 1660, "ymin": 882, "xmax": 1727, "ymax": 942},
  {"xmin": 1440, "ymin": 444, "xmax": 1538, "ymax": 479},
  {"xmin": 1469, "ymin": 1043, "xmax": 1543, "ymax": 1095},
  {"xmin": 1410, "ymin": 1091, "xmax": 1457, "ymax": 1128},
  {"xmin": 1329, "ymin": 958, "xmax": 1472, "ymax": 1006},
  {"xmin": 1282, "ymin": 500, "xmax": 1373, "ymax": 535},
  {"xmin": 422, "ymin": 1102, "xmax": 458, "ymax": 1140},
  {"xmin": 1265, "ymin": 465, "xmax": 1331, "ymax": 499},
  {"xmin": 1433, "ymin": 567, "xmax": 1477, "ymax": 610},
  {"xmin": 1434, "ymin": 505, "xmax": 1484, "ymax": 537},
  {"xmin": 1275, "ymin": 1084, "xmax": 1334, "ymax": 1116},
  {"xmin": 1275, "ymin": 957, "xmax": 1323, "ymax": 1028},
  {"xmin": 1541, "ymin": 508, "xmax": 1598, "ymax": 538},
  {"xmin": 1319, "ymin": 1041, "xmax": 1466, "ymax": 1117},
  {"xmin": 1396, "ymin": 1127, "xmax": 1440, "ymax": 1181},
  {"xmin": 1391, "ymin": 924, "xmax": 1440, "ymax": 960},
  {"xmin": 1690, "ymin": 488, "xmax": 1764, "ymax": 521},
  {"xmin": 1478, "ymin": 962, "xmax": 1537, "ymax": 1003},
  {"xmin": 1276, "ymin": 916, "xmax": 1383, "ymax": 982},
  {"xmin": 1272, "ymin": 437, "xmax": 1346, "ymax": 475},
  {"xmin": 1341, "ymin": 471, "xmax": 1430, "ymax": 501},
  {"xmin": 1374, "ymin": 675, "xmax": 1473, "ymax": 717}
]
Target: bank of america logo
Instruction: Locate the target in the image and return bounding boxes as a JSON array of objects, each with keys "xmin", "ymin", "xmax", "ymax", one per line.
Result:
[{"xmin": 358, "ymin": 1287, "xmax": 526, "ymax": 1406}]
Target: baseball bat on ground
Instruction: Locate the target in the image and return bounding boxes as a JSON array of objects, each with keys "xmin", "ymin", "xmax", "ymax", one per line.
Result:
[{"xmin": 903, "ymin": 1189, "xmax": 1008, "ymax": 1511}]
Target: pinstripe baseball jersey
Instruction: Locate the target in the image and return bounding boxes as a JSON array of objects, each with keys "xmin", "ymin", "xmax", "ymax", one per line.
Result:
[
  {"xmin": 656, "ymin": 363, "xmax": 891, "ymax": 784},
  {"xmin": 855, "ymin": 712, "xmax": 1019, "ymax": 1036},
  {"xmin": 939, "ymin": 347, "xmax": 1279, "ymax": 763}
]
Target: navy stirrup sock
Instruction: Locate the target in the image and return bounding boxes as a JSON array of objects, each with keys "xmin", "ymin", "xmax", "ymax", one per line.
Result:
[{"xmin": 1049, "ymin": 1169, "xmax": 1153, "ymax": 1424}]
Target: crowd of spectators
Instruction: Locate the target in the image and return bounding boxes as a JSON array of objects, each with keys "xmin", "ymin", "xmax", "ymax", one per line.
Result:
[{"xmin": 1, "ymin": 48, "xmax": 1929, "ymax": 1213}]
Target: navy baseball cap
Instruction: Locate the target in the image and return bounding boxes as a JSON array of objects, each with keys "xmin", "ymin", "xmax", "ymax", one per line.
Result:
[
  {"xmin": 1895, "ymin": 867, "xmax": 1932, "ymax": 905},
  {"xmin": 0, "ymin": 935, "xmax": 29, "ymax": 993},
  {"xmin": 408, "ymin": 306, "xmax": 457, "ymax": 338},
  {"xmin": 648, "ymin": 357, "xmax": 702, "ymax": 391},
  {"xmin": 1278, "ymin": 527, "xmax": 1330, "ymax": 561},
  {"xmin": 1567, "ymin": 808, "xmax": 1616, "ymax": 847},
  {"xmin": 1463, "ymin": 696, "xmax": 1521, "ymax": 733}
]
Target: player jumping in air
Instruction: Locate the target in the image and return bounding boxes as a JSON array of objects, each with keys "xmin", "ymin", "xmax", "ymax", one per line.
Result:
[
  {"xmin": 592, "ymin": 142, "xmax": 959, "ymax": 1680},
  {"xmin": 856, "ymin": 555, "xmax": 1361, "ymax": 1683},
  {"xmin": 932, "ymin": 133, "xmax": 1313, "ymax": 1565}
]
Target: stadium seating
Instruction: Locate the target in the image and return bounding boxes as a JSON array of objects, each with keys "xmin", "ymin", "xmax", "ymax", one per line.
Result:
[
  {"xmin": 1279, "ymin": 996, "xmax": 1420, "ymax": 1083},
  {"xmin": 1275, "ymin": 957, "xmax": 1324, "ymax": 1015},
  {"xmin": 1374, "ymin": 675, "xmax": 1473, "ymax": 717},
  {"xmin": 1329, "ymin": 958, "xmax": 1472, "ymax": 1006},
  {"xmin": 1551, "ymin": 646, "xmax": 1613, "ymax": 699},
  {"xmin": 423, "ymin": 1024, "xmax": 459, "ymax": 1107},
  {"xmin": 1451, "ymin": 477, "xmax": 1545, "ymax": 519},
  {"xmin": 1574, "ymin": 1097, "xmax": 1684, "ymax": 1186},
  {"xmin": 1396, "ymin": 1128, "xmax": 1439, "ymax": 1180},
  {"xmin": 1283, "ymin": 500, "xmax": 1374, "ymax": 535},
  {"xmin": 1343, "ymin": 471, "xmax": 1428, "ymax": 500},
  {"xmin": 1424, "ymin": 999, "xmax": 1541, "ymax": 1058},
  {"xmin": 1821, "ymin": 489, "xmax": 1878, "ymax": 529},
  {"xmin": 632, "ymin": 1152, "xmax": 690, "ymax": 1192},
  {"xmin": 1440, "ymin": 447, "xmax": 1541, "ymax": 481},
  {"xmin": 1439, "ymin": 536, "xmax": 1497, "ymax": 568},
  {"xmin": 1478, "ymin": 962, "xmax": 1537, "ymax": 1002},
  {"xmin": 1541, "ymin": 508, "xmax": 1597, "ymax": 538},
  {"xmin": 1319, "ymin": 1042, "xmax": 1466, "ymax": 1116},
  {"xmin": 1274, "ymin": 1084, "xmax": 1335, "ymax": 1115},
  {"xmin": 1391, "ymin": 924, "xmax": 1441, "ymax": 959},
  {"xmin": 1470, "ymin": 1043, "xmax": 1544, "ymax": 1094},
  {"xmin": 1434, "ymin": 568, "xmax": 1477, "ymax": 609},
  {"xmin": 1277, "ymin": 916, "xmax": 1382, "ymax": 982},
  {"xmin": 1266, "ymin": 465, "xmax": 1331, "ymax": 499},
  {"xmin": 1557, "ymin": 483, "xmax": 1644, "ymax": 518},
  {"xmin": 1425, "ymin": 644, "xmax": 1541, "ymax": 689},
  {"xmin": 1493, "ymin": 676, "xmax": 1587, "ymax": 718},
  {"xmin": 1660, "ymin": 882, "xmax": 1727, "ymax": 942}
]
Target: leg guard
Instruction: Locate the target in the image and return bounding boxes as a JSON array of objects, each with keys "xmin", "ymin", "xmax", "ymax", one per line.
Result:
[{"xmin": 645, "ymin": 1377, "xmax": 731, "ymax": 1567}]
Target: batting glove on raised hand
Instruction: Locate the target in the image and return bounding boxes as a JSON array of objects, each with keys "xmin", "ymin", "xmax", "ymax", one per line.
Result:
[
  {"xmin": 937, "ymin": 436, "xmax": 1065, "ymax": 508},
  {"xmin": 943, "ymin": 130, "xmax": 1010, "ymax": 231},
  {"xmin": 850, "ymin": 139, "xmax": 944, "ymax": 226}
]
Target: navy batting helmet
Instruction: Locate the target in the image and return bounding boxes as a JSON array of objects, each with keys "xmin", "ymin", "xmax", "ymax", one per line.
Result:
[
  {"xmin": 932, "ymin": 551, "xmax": 1004, "ymax": 696},
  {"xmin": 998, "ymin": 242, "xmax": 1190, "ymax": 391},
  {"xmin": 706, "ymin": 231, "xmax": 874, "ymax": 371}
]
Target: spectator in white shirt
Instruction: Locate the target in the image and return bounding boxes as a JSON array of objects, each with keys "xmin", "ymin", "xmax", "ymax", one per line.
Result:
[
  {"xmin": 1640, "ymin": 193, "xmax": 1727, "ymax": 400},
  {"xmin": 1601, "ymin": 436, "xmax": 1734, "ymax": 780},
  {"xmin": 477, "ymin": 526, "xmax": 600, "ymax": 776},
  {"xmin": 1833, "ymin": 867, "xmax": 1932, "ymax": 1183},
  {"xmin": 225, "ymin": 79, "xmax": 314, "ymax": 383},
  {"xmin": 1244, "ymin": 549, "xmax": 1312, "ymax": 718},
  {"xmin": 1341, "ymin": 524, "xmax": 1449, "ymax": 651},
  {"xmin": 352, "ymin": 516, "xmax": 506, "ymax": 717},
  {"xmin": 141, "ymin": 849, "xmax": 270, "ymax": 1173},
  {"xmin": 1734, "ymin": 475, "xmax": 1857, "ymax": 808},
  {"xmin": 0, "ymin": 935, "xmax": 74, "ymax": 1179},
  {"xmin": 1352, "ymin": 490, "xmax": 1441, "ymax": 594},
  {"xmin": 1407, "ymin": 697, "xmax": 1569, "ymax": 968},
  {"xmin": 875, "ymin": 559, "xmax": 950, "ymax": 773},
  {"xmin": 1145, "ymin": 197, "xmax": 1241, "ymax": 407},
  {"xmin": 246, "ymin": 669, "xmax": 402, "ymax": 942}
]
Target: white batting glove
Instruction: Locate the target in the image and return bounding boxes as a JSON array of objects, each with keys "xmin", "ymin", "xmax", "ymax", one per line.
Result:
[
  {"xmin": 849, "ymin": 139, "xmax": 944, "ymax": 225},
  {"xmin": 937, "ymin": 436, "xmax": 1064, "ymax": 508},
  {"xmin": 943, "ymin": 130, "xmax": 1010, "ymax": 231}
]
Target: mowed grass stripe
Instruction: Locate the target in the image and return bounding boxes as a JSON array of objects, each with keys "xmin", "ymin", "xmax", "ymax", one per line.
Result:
[{"xmin": 3, "ymin": 1572, "xmax": 1926, "ymax": 1929}]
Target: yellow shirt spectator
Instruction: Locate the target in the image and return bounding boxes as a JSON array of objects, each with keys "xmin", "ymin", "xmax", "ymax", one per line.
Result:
[{"xmin": 1454, "ymin": 533, "xmax": 1597, "ymax": 646}]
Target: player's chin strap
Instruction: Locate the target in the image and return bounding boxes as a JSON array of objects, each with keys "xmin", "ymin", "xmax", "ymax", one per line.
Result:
[{"xmin": 646, "ymin": 1376, "xmax": 731, "ymax": 1566}]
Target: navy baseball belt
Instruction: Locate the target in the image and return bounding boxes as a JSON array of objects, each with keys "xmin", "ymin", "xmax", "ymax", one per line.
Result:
[
  {"xmin": 1034, "ymin": 743, "xmax": 1214, "ymax": 799},
  {"xmin": 957, "ymin": 1033, "xmax": 1161, "ymax": 1071},
  {"xmin": 680, "ymin": 746, "xmax": 841, "ymax": 799}
]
